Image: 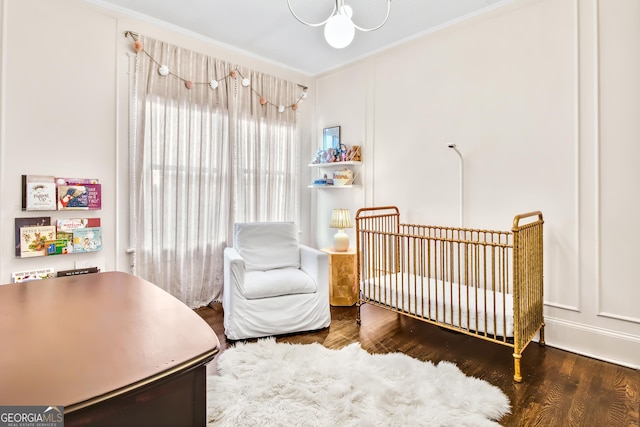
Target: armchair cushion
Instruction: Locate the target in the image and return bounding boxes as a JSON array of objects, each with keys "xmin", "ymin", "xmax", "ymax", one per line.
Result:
[
  {"xmin": 223, "ymin": 222, "xmax": 331, "ymax": 340},
  {"xmin": 234, "ymin": 222, "xmax": 300, "ymax": 272},
  {"xmin": 241, "ymin": 267, "xmax": 317, "ymax": 299}
]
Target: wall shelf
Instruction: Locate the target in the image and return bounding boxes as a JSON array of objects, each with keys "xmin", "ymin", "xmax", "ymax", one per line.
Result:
[
  {"xmin": 308, "ymin": 161, "xmax": 362, "ymax": 189},
  {"xmin": 307, "ymin": 184, "xmax": 361, "ymax": 189},
  {"xmin": 308, "ymin": 161, "xmax": 362, "ymax": 168}
]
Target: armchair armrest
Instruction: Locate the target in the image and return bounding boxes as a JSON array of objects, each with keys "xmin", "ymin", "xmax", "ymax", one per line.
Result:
[
  {"xmin": 300, "ymin": 245, "xmax": 329, "ymax": 297},
  {"xmin": 223, "ymin": 247, "xmax": 246, "ymax": 309}
]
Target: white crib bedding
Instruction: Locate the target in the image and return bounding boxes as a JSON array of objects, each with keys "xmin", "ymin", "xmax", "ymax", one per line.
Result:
[{"xmin": 361, "ymin": 273, "xmax": 514, "ymax": 338}]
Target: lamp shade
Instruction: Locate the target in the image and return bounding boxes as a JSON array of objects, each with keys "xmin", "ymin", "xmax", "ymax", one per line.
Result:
[
  {"xmin": 330, "ymin": 208, "xmax": 353, "ymax": 229},
  {"xmin": 330, "ymin": 208, "xmax": 352, "ymax": 251}
]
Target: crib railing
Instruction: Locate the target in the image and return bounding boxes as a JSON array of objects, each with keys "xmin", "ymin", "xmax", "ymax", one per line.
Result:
[
  {"xmin": 511, "ymin": 211, "xmax": 545, "ymax": 376},
  {"xmin": 356, "ymin": 208, "xmax": 514, "ymax": 341},
  {"xmin": 355, "ymin": 206, "xmax": 544, "ymax": 382}
]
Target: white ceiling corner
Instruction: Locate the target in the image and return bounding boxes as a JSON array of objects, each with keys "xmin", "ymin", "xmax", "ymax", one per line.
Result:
[{"xmin": 89, "ymin": 0, "xmax": 511, "ymax": 76}]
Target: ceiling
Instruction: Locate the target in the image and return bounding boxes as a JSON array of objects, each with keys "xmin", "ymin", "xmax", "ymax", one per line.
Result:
[{"xmin": 92, "ymin": 0, "xmax": 509, "ymax": 76}]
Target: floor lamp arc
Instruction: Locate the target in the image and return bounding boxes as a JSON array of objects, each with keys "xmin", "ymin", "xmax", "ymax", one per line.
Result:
[{"xmin": 448, "ymin": 144, "xmax": 464, "ymax": 228}]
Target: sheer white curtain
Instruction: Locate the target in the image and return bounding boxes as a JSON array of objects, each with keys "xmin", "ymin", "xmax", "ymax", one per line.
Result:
[
  {"xmin": 131, "ymin": 36, "xmax": 299, "ymax": 307},
  {"xmin": 234, "ymin": 70, "xmax": 300, "ymax": 222}
]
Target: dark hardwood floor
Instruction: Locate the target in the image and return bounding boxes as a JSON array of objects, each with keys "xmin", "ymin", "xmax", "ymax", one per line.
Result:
[{"xmin": 196, "ymin": 302, "xmax": 639, "ymax": 427}]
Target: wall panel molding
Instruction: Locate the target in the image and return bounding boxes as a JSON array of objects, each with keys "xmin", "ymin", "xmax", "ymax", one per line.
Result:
[
  {"xmin": 594, "ymin": 0, "xmax": 640, "ymax": 324},
  {"xmin": 545, "ymin": 316, "xmax": 640, "ymax": 369},
  {"xmin": 546, "ymin": 0, "xmax": 581, "ymax": 313}
]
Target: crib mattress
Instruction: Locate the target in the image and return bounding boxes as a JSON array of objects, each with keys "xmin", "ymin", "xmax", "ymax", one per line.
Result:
[{"xmin": 361, "ymin": 273, "xmax": 514, "ymax": 337}]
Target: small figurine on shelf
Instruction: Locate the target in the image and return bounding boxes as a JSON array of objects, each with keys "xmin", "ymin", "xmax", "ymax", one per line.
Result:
[
  {"xmin": 329, "ymin": 147, "xmax": 337, "ymax": 162},
  {"xmin": 346, "ymin": 145, "xmax": 361, "ymax": 162},
  {"xmin": 339, "ymin": 143, "xmax": 348, "ymax": 161},
  {"xmin": 333, "ymin": 145, "xmax": 342, "ymax": 162},
  {"xmin": 312, "ymin": 149, "xmax": 322, "ymax": 164},
  {"xmin": 321, "ymin": 148, "xmax": 336, "ymax": 163}
]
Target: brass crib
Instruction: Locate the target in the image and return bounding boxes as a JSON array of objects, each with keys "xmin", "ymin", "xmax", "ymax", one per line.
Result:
[{"xmin": 355, "ymin": 206, "xmax": 545, "ymax": 382}]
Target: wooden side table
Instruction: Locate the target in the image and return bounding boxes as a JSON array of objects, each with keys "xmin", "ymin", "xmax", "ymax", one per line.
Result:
[{"xmin": 322, "ymin": 248, "xmax": 358, "ymax": 306}]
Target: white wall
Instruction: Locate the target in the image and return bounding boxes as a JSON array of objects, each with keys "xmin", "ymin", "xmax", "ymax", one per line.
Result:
[
  {"xmin": 0, "ymin": 0, "xmax": 314, "ymax": 282},
  {"xmin": 1, "ymin": 0, "xmax": 118, "ymax": 277},
  {"xmin": 312, "ymin": 61, "xmax": 370, "ymax": 250},
  {"xmin": 313, "ymin": 0, "xmax": 640, "ymax": 369}
]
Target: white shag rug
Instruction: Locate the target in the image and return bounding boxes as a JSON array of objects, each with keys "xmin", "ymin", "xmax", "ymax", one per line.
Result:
[{"xmin": 207, "ymin": 338, "xmax": 510, "ymax": 427}]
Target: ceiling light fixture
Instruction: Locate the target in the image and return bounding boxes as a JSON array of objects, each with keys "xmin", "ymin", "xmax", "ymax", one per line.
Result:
[{"xmin": 287, "ymin": 0, "xmax": 391, "ymax": 49}]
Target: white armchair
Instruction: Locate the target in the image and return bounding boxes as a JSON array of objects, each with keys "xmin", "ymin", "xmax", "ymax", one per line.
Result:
[{"xmin": 222, "ymin": 222, "xmax": 330, "ymax": 340}]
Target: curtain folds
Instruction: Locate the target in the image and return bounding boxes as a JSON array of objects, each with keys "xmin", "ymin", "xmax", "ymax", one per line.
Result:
[
  {"xmin": 131, "ymin": 36, "xmax": 300, "ymax": 307},
  {"xmin": 234, "ymin": 69, "xmax": 300, "ymax": 223}
]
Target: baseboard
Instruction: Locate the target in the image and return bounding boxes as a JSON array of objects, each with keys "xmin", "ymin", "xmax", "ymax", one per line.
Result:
[{"xmin": 542, "ymin": 316, "xmax": 640, "ymax": 370}]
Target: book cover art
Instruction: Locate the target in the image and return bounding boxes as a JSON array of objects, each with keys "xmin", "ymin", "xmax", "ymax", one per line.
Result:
[
  {"xmin": 11, "ymin": 268, "xmax": 55, "ymax": 283},
  {"xmin": 56, "ymin": 177, "xmax": 99, "ymax": 185},
  {"xmin": 45, "ymin": 238, "xmax": 69, "ymax": 255},
  {"xmin": 22, "ymin": 175, "xmax": 57, "ymax": 211},
  {"xmin": 57, "ymin": 185, "xmax": 89, "ymax": 210},
  {"xmin": 73, "ymin": 226, "xmax": 102, "ymax": 253},
  {"xmin": 15, "ymin": 217, "xmax": 51, "ymax": 257},
  {"xmin": 20, "ymin": 225, "xmax": 56, "ymax": 258},
  {"xmin": 55, "ymin": 178, "xmax": 101, "ymax": 210},
  {"xmin": 56, "ymin": 218, "xmax": 101, "ymax": 253},
  {"xmin": 85, "ymin": 183, "xmax": 102, "ymax": 210}
]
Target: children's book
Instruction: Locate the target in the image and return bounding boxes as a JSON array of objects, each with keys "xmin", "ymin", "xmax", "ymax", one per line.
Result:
[
  {"xmin": 15, "ymin": 217, "xmax": 51, "ymax": 257},
  {"xmin": 56, "ymin": 177, "xmax": 99, "ymax": 185},
  {"xmin": 20, "ymin": 225, "xmax": 56, "ymax": 258},
  {"xmin": 11, "ymin": 268, "xmax": 55, "ymax": 283},
  {"xmin": 56, "ymin": 218, "xmax": 101, "ymax": 253},
  {"xmin": 22, "ymin": 175, "xmax": 57, "ymax": 211},
  {"xmin": 56, "ymin": 178, "xmax": 101, "ymax": 210},
  {"xmin": 85, "ymin": 183, "xmax": 102, "ymax": 210},
  {"xmin": 73, "ymin": 226, "xmax": 102, "ymax": 253},
  {"xmin": 45, "ymin": 238, "xmax": 69, "ymax": 255},
  {"xmin": 57, "ymin": 267, "xmax": 99, "ymax": 277},
  {"xmin": 57, "ymin": 185, "xmax": 90, "ymax": 210}
]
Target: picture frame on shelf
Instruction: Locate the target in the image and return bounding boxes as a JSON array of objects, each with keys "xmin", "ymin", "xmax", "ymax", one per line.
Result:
[{"xmin": 323, "ymin": 126, "xmax": 340, "ymax": 150}]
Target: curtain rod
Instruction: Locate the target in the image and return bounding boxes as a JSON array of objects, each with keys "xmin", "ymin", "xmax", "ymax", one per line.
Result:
[{"xmin": 123, "ymin": 30, "xmax": 308, "ymax": 91}]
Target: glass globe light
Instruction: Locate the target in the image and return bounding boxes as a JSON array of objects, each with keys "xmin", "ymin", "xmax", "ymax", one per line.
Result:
[{"xmin": 324, "ymin": 14, "xmax": 355, "ymax": 49}]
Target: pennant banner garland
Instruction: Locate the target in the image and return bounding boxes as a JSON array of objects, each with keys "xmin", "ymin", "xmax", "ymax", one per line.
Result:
[{"xmin": 125, "ymin": 31, "xmax": 307, "ymax": 113}]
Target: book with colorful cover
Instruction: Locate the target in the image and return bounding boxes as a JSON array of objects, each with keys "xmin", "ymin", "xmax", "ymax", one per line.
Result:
[
  {"xmin": 20, "ymin": 225, "xmax": 56, "ymax": 258},
  {"xmin": 56, "ymin": 178, "xmax": 99, "ymax": 185},
  {"xmin": 85, "ymin": 183, "xmax": 102, "ymax": 210},
  {"xmin": 73, "ymin": 226, "xmax": 102, "ymax": 253},
  {"xmin": 56, "ymin": 218, "xmax": 101, "ymax": 253},
  {"xmin": 57, "ymin": 185, "xmax": 90, "ymax": 210},
  {"xmin": 22, "ymin": 175, "xmax": 57, "ymax": 211},
  {"xmin": 45, "ymin": 238, "xmax": 69, "ymax": 255},
  {"xmin": 15, "ymin": 217, "xmax": 51, "ymax": 257},
  {"xmin": 56, "ymin": 178, "xmax": 101, "ymax": 210},
  {"xmin": 11, "ymin": 268, "xmax": 55, "ymax": 283}
]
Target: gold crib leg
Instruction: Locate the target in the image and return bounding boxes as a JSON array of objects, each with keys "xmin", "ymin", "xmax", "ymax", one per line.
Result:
[
  {"xmin": 513, "ymin": 352, "xmax": 522, "ymax": 382},
  {"xmin": 356, "ymin": 301, "xmax": 362, "ymax": 325},
  {"xmin": 539, "ymin": 323, "xmax": 546, "ymax": 346}
]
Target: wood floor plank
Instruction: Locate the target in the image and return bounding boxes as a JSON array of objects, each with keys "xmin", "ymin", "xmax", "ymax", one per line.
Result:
[{"xmin": 196, "ymin": 303, "xmax": 640, "ymax": 427}]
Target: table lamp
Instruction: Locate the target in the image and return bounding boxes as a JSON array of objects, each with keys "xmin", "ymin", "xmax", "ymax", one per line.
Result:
[{"xmin": 330, "ymin": 208, "xmax": 352, "ymax": 251}]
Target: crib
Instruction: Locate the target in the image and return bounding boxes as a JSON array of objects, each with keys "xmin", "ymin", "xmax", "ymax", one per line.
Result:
[{"xmin": 355, "ymin": 206, "xmax": 544, "ymax": 382}]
